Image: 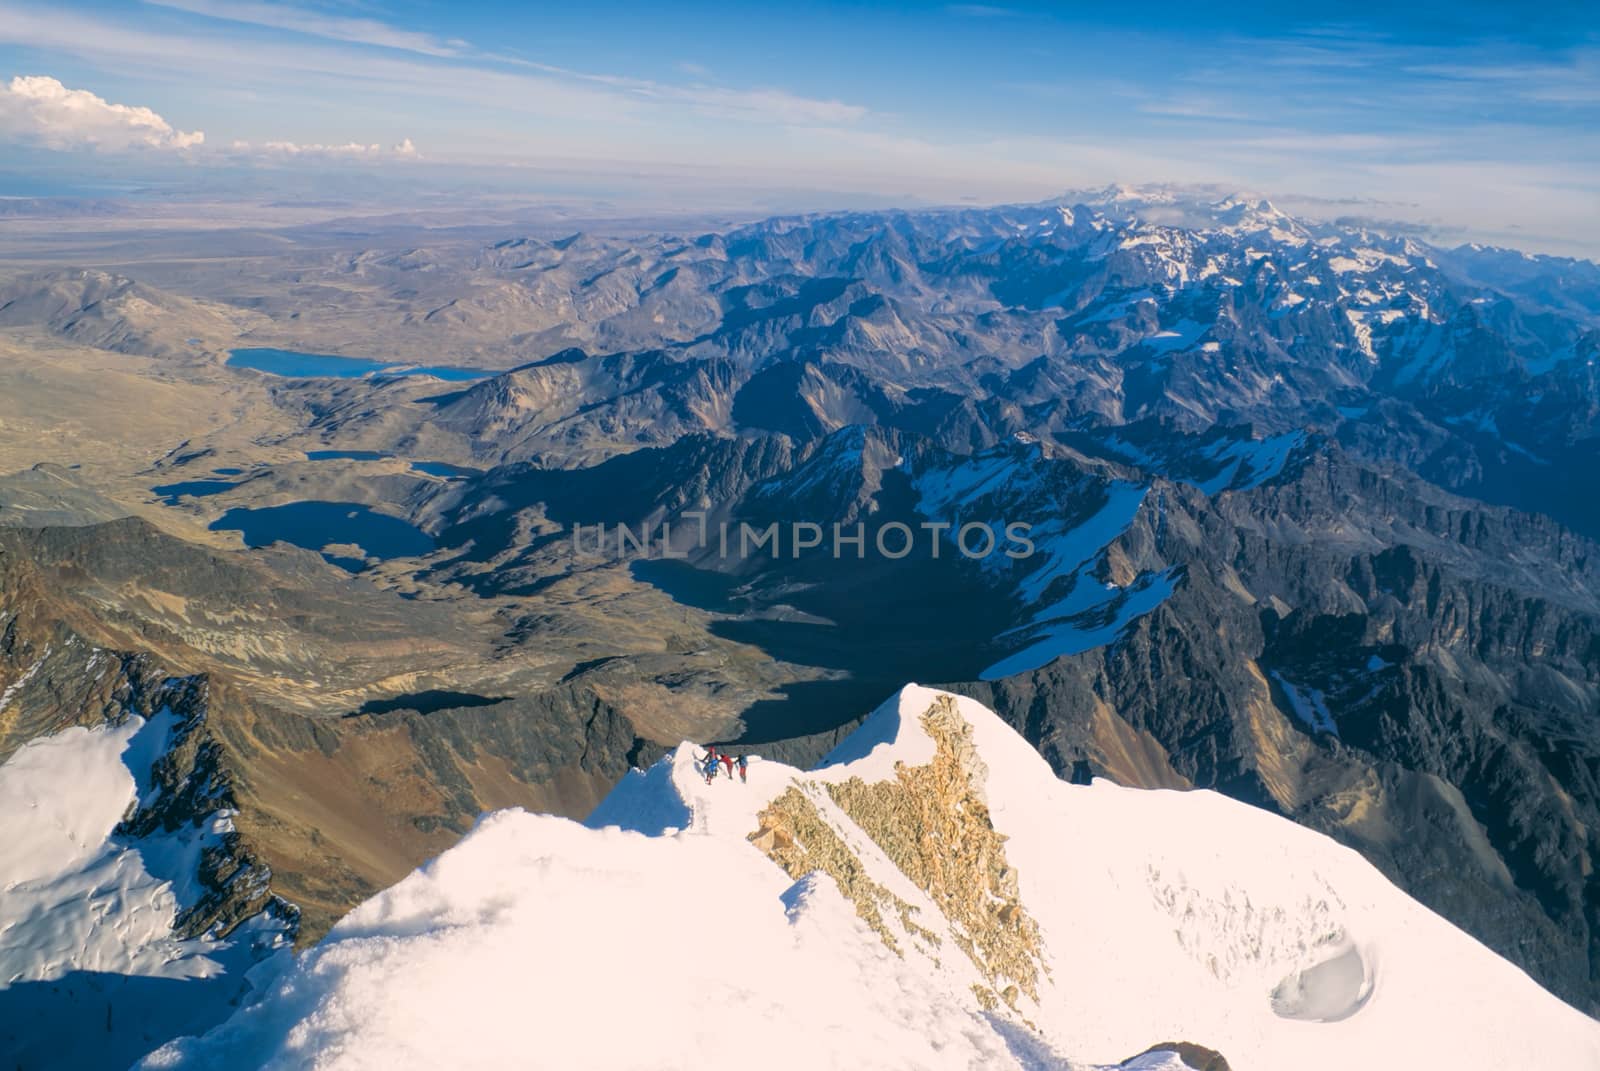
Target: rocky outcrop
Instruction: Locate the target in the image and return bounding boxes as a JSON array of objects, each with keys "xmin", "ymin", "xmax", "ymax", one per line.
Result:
[
  {"xmin": 112, "ymin": 674, "xmax": 301, "ymax": 941},
  {"xmin": 752, "ymin": 785, "xmax": 939, "ymax": 958},
  {"xmin": 752, "ymin": 695, "xmax": 1047, "ymax": 1013},
  {"xmin": 1124, "ymin": 1042, "xmax": 1232, "ymax": 1071},
  {"xmin": 823, "ymin": 695, "xmax": 1046, "ymax": 1007},
  {"xmin": 157, "ymin": 678, "xmax": 640, "ymax": 942}
]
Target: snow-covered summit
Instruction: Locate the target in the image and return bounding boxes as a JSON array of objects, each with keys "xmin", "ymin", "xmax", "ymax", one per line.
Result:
[
  {"xmin": 1049, "ymin": 184, "xmax": 1309, "ymax": 243},
  {"xmin": 141, "ymin": 686, "xmax": 1600, "ymax": 1070}
]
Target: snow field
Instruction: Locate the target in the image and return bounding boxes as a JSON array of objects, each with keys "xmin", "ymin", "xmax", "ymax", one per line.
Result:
[{"xmin": 139, "ymin": 686, "xmax": 1600, "ymax": 1071}]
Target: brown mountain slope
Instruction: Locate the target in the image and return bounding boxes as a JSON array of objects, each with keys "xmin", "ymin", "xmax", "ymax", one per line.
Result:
[{"xmin": 0, "ymin": 518, "xmax": 640, "ymax": 941}]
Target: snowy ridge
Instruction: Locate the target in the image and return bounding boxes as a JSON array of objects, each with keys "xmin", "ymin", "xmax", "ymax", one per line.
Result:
[
  {"xmin": 0, "ymin": 706, "xmax": 291, "ymax": 1068},
  {"xmin": 140, "ymin": 686, "xmax": 1600, "ymax": 1070},
  {"xmin": 907, "ymin": 428, "xmax": 1309, "ymax": 682},
  {"xmin": 0, "ymin": 711, "xmax": 274, "ymax": 985},
  {"xmin": 983, "ymin": 566, "xmax": 1179, "ymax": 680},
  {"xmin": 1097, "ymin": 428, "xmax": 1305, "ymax": 496},
  {"xmin": 911, "ymin": 447, "xmax": 1181, "ymax": 677}
]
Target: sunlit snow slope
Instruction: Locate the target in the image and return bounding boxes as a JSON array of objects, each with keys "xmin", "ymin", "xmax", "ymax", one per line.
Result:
[
  {"xmin": 142, "ymin": 686, "xmax": 1600, "ymax": 1071},
  {"xmin": 0, "ymin": 712, "xmax": 288, "ymax": 1069}
]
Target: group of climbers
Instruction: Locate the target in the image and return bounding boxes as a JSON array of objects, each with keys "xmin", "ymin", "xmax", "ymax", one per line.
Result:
[{"xmin": 696, "ymin": 745, "xmax": 748, "ymax": 785}]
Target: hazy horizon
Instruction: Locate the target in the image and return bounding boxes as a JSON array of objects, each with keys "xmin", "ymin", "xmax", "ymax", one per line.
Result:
[{"xmin": 1, "ymin": 1, "xmax": 1596, "ymax": 256}]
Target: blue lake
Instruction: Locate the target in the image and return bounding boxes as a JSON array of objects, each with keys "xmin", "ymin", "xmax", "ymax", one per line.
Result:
[
  {"xmin": 630, "ymin": 559, "xmax": 742, "ymax": 613},
  {"xmin": 306, "ymin": 450, "xmax": 392, "ymax": 462},
  {"xmin": 209, "ymin": 501, "xmax": 435, "ymax": 570},
  {"xmin": 304, "ymin": 451, "xmax": 481, "ymax": 480},
  {"xmin": 411, "ymin": 461, "xmax": 481, "ymax": 479},
  {"xmin": 228, "ymin": 348, "xmax": 495, "ymax": 382},
  {"xmin": 153, "ymin": 480, "xmax": 237, "ymax": 503}
]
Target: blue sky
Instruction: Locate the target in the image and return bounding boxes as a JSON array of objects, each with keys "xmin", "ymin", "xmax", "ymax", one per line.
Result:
[{"xmin": 0, "ymin": 1, "xmax": 1597, "ymax": 252}]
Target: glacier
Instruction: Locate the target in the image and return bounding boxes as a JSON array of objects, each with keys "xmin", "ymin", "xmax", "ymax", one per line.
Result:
[
  {"xmin": 134, "ymin": 685, "xmax": 1600, "ymax": 1071},
  {"xmin": 0, "ymin": 711, "xmax": 289, "ymax": 1069}
]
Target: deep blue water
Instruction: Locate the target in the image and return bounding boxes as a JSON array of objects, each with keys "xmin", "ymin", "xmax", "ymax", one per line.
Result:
[
  {"xmin": 629, "ymin": 559, "xmax": 742, "ymax": 613},
  {"xmin": 227, "ymin": 348, "xmax": 494, "ymax": 382},
  {"xmin": 208, "ymin": 501, "xmax": 435, "ymax": 569},
  {"xmin": 395, "ymin": 364, "xmax": 494, "ymax": 382},
  {"xmin": 212, "ymin": 468, "xmax": 244, "ymax": 476},
  {"xmin": 303, "ymin": 452, "xmax": 480, "ymax": 479},
  {"xmin": 306, "ymin": 450, "xmax": 392, "ymax": 462},
  {"xmin": 153, "ymin": 480, "xmax": 237, "ymax": 503},
  {"xmin": 411, "ymin": 461, "xmax": 481, "ymax": 478}
]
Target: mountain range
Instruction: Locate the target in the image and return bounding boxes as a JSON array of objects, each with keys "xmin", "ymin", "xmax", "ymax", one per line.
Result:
[{"xmin": 1, "ymin": 185, "xmax": 1599, "ymax": 1067}]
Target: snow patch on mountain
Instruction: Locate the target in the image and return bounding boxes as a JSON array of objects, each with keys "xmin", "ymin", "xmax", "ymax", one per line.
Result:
[
  {"xmin": 0, "ymin": 712, "xmax": 289, "ymax": 1069},
  {"xmin": 1271, "ymin": 672, "xmax": 1340, "ymax": 737},
  {"xmin": 1014, "ymin": 482, "xmax": 1146, "ymax": 596},
  {"xmin": 1097, "ymin": 429, "xmax": 1303, "ymax": 497},
  {"xmin": 982, "ymin": 567, "xmax": 1179, "ymax": 679},
  {"xmin": 910, "ymin": 448, "xmax": 1150, "ymax": 601},
  {"xmin": 1203, "ymin": 431, "xmax": 1303, "ymax": 492},
  {"xmin": 0, "ymin": 648, "xmax": 48, "ymax": 714},
  {"xmin": 142, "ymin": 686, "xmax": 1600, "ymax": 1071},
  {"xmin": 911, "ymin": 448, "xmax": 1186, "ymax": 675},
  {"xmin": 1140, "ymin": 319, "xmax": 1207, "ymax": 355},
  {"xmin": 3, "ymin": 713, "xmax": 212, "ymax": 983}
]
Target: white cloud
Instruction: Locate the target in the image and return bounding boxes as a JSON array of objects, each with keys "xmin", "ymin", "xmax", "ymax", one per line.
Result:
[
  {"xmin": 0, "ymin": 4, "xmax": 1592, "ymax": 254},
  {"xmin": 1406, "ymin": 54, "xmax": 1600, "ymax": 105},
  {"xmin": 0, "ymin": 4, "xmax": 640, "ymax": 125},
  {"xmin": 143, "ymin": 0, "xmax": 464, "ymax": 57},
  {"xmin": 670, "ymin": 84, "xmax": 867, "ymax": 124},
  {"xmin": 1135, "ymin": 96, "xmax": 1253, "ymax": 122},
  {"xmin": 262, "ymin": 140, "xmax": 380, "ymax": 154},
  {"xmin": 0, "ymin": 75, "xmax": 203, "ymax": 150},
  {"xmin": 0, "ymin": 3, "xmax": 870, "ymax": 133},
  {"xmin": 497, "ymin": 56, "xmax": 869, "ymax": 126},
  {"xmin": 230, "ymin": 136, "xmax": 419, "ymax": 158},
  {"xmin": 133, "ymin": 1, "xmax": 868, "ymax": 128}
]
